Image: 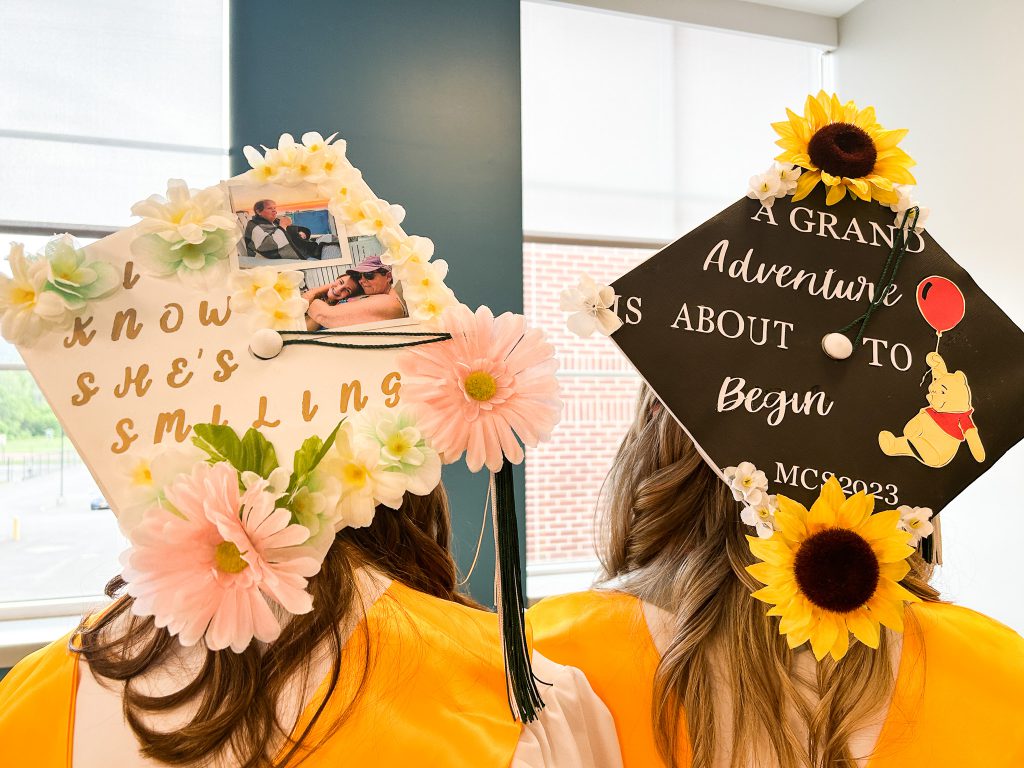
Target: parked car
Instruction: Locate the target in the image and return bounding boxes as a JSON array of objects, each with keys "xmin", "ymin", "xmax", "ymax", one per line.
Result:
[{"xmin": 90, "ymin": 497, "xmax": 110, "ymax": 510}]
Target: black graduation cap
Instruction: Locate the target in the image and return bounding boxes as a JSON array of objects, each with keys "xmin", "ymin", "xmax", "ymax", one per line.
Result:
[{"xmin": 610, "ymin": 182, "xmax": 1024, "ymax": 518}]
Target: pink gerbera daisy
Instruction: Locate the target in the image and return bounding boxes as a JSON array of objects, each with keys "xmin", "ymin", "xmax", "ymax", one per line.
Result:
[
  {"xmin": 399, "ymin": 304, "xmax": 561, "ymax": 472},
  {"xmin": 123, "ymin": 461, "xmax": 320, "ymax": 652}
]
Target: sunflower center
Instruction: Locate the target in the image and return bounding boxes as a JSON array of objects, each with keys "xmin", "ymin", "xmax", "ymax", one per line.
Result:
[
  {"xmin": 793, "ymin": 528, "xmax": 879, "ymax": 613},
  {"xmin": 464, "ymin": 370, "xmax": 498, "ymax": 402},
  {"xmin": 807, "ymin": 122, "xmax": 877, "ymax": 179},
  {"xmin": 214, "ymin": 541, "xmax": 249, "ymax": 574}
]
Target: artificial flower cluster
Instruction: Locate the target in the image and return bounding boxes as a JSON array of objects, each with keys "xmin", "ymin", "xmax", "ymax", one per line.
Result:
[
  {"xmin": 228, "ymin": 266, "xmax": 308, "ymax": 331},
  {"xmin": 120, "ymin": 407, "xmax": 442, "ymax": 653},
  {"xmin": 130, "ymin": 180, "xmax": 237, "ymax": 287},
  {"xmin": 242, "ymin": 133, "xmax": 457, "ymax": 326},
  {"xmin": 398, "ymin": 303, "xmax": 562, "ymax": 473},
  {"xmin": 242, "ymin": 132, "xmax": 350, "ymax": 187},
  {"xmin": 746, "ymin": 162, "xmax": 801, "ymax": 209},
  {"xmin": 890, "ymin": 185, "xmax": 930, "ymax": 234},
  {"xmin": 0, "ymin": 237, "xmax": 120, "ymax": 345},
  {"xmin": 727, "ymin": 464, "xmax": 931, "ymax": 660},
  {"xmin": 745, "ymin": 476, "xmax": 918, "ymax": 661},
  {"xmin": 896, "ymin": 503, "xmax": 934, "ymax": 545},
  {"xmin": 559, "ymin": 274, "xmax": 623, "ymax": 338},
  {"xmin": 772, "ymin": 91, "xmax": 916, "ymax": 207},
  {"xmin": 724, "ymin": 461, "xmax": 778, "ymax": 539}
]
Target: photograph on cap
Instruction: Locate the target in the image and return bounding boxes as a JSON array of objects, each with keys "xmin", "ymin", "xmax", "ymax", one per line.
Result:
[
  {"xmin": 302, "ymin": 253, "xmax": 411, "ymax": 331},
  {"xmin": 225, "ymin": 179, "xmax": 386, "ymax": 290}
]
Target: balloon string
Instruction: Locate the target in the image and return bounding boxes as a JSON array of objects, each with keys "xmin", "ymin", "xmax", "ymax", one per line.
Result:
[
  {"xmin": 835, "ymin": 206, "xmax": 920, "ymax": 355},
  {"xmin": 920, "ymin": 331, "xmax": 943, "ymax": 386}
]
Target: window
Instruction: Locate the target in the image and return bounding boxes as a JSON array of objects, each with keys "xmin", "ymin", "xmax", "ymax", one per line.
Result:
[
  {"xmin": 521, "ymin": 1, "xmax": 824, "ymax": 598},
  {"xmin": 0, "ymin": 1, "xmax": 228, "ymax": 617}
]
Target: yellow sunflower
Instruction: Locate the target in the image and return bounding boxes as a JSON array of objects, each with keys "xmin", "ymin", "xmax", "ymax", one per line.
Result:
[
  {"xmin": 773, "ymin": 91, "xmax": 915, "ymax": 206},
  {"xmin": 746, "ymin": 476, "xmax": 918, "ymax": 661}
]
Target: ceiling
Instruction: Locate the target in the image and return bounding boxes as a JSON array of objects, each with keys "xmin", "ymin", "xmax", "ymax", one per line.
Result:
[{"xmin": 743, "ymin": 0, "xmax": 864, "ymax": 16}]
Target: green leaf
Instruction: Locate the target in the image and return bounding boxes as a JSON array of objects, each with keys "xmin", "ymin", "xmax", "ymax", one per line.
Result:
[
  {"xmin": 238, "ymin": 428, "xmax": 280, "ymax": 478},
  {"xmin": 191, "ymin": 423, "xmax": 279, "ymax": 478},
  {"xmin": 286, "ymin": 420, "xmax": 344, "ymax": 495},
  {"xmin": 287, "ymin": 435, "xmax": 323, "ymax": 495},
  {"xmin": 192, "ymin": 423, "xmax": 241, "ymax": 464},
  {"xmin": 314, "ymin": 421, "xmax": 343, "ymax": 466}
]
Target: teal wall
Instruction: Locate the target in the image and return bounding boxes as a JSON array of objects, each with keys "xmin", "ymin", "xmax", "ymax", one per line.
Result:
[{"xmin": 230, "ymin": 0, "xmax": 524, "ymax": 604}]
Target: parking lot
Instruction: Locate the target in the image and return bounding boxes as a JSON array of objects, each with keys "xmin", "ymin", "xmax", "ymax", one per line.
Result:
[{"xmin": 0, "ymin": 463, "xmax": 125, "ymax": 603}]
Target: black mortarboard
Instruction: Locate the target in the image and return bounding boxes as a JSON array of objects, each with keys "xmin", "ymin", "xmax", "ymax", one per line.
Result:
[{"xmin": 610, "ymin": 176, "xmax": 1024, "ymax": 521}]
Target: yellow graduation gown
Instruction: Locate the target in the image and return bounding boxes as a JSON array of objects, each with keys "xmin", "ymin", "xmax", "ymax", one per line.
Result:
[
  {"xmin": 0, "ymin": 581, "xmax": 524, "ymax": 767},
  {"xmin": 528, "ymin": 590, "xmax": 1024, "ymax": 768}
]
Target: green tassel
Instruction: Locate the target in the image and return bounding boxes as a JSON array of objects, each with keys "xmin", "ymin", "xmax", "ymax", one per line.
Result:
[
  {"xmin": 492, "ymin": 461, "xmax": 545, "ymax": 722},
  {"xmin": 920, "ymin": 533, "xmax": 934, "ymax": 563}
]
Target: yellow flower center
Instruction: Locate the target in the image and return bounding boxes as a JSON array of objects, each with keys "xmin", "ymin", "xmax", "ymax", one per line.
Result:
[
  {"xmin": 464, "ymin": 371, "xmax": 498, "ymax": 402},
  {"xmin": 12, "ymin": 287, "xmax": 36, "ymax": 307},
  {"xmin": 342, "ymin": 463, "xmax": 368, "ymax": 487},
  {"xmin": 130, "ymin": 462, "xmax": 153, "ymax": 486},
  {"xmin": 214, "ymin": 541, "xmax": 249, "ymax": 573},
  {"xmin": 757, "ymin": 507, "xmax": 771, "ymax": 521},
  {"xmin": 907, "ymin": 518, "xmax": 922, "ymax": 530},
  {"xmin": 386, "ymin": 434, "xmax": 413, "ymax": 457}
]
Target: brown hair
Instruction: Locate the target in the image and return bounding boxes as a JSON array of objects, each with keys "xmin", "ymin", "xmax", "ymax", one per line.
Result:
[
  {"xmin": 73, "ymin": 485, "xmax": 476, "ymax": 768},
  {"xmin": 599, "ymin": 385, "xmax": 941, "ymax": 768}
]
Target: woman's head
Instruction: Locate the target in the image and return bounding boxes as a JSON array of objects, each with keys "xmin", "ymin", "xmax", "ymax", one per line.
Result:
[
  {"xmin": 599, "ymin": 384, "xmax": 940, "ymax": 768},
  {"xmin": 326, "ymin": 274, "xmax": 362, "ymax": 303},
  {"xmin": 76, "ymin": 484, "xmax": 473, "ymax": 768},
  {"xmin": 599, "ymin": 385, "xmax": 739, "ymax": 597}
]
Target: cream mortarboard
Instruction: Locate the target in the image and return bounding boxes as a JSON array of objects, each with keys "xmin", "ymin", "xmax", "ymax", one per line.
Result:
[
  {"xmin": 563, "ymin": 92, "xmax": 1024, "ymax": 661},
  {"xmin": 0, "ymin": 131, "xmax": 559, "ymax": 720}
]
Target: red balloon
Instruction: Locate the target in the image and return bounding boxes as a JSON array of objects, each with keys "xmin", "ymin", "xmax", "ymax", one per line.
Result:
[{"xmin": 916, "ymin": 276, "xmax": 965, "ymax": 334}]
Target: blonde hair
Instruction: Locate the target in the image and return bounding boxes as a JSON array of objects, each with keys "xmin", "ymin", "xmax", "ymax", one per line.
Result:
[{"xmin": 599, "ymin": 385, "xmax": 940, "ymax": 768}]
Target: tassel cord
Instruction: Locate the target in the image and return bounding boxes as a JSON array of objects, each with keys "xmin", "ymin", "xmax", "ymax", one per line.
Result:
[
  {"xmin": 491, "ymin": 462, "xmax": 545, "ymax": 722},
  {"xmin": 279, "ymin": 329, "xmax": 452, "ymax": 351},
  {"xmin": 836, "ymin": 206, "xmax": 920, "ymax": 349}
]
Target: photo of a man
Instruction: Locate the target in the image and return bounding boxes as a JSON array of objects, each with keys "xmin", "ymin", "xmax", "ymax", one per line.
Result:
[
  {"xmin": 305, "ymin": 255, "xmax": 408, "ymax": 329},
  {"xmin": 226, "ymin": 180, "xmax": 385, "ymax": 289},
  {"xmin": 243, "ymin": 199, "xmax": 304, "ymax": 261}
]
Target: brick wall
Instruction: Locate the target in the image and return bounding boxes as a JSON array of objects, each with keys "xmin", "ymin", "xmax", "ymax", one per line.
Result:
[{"xmin": 523, "ymin": 243, "xmax": 656, "ymax": 563}]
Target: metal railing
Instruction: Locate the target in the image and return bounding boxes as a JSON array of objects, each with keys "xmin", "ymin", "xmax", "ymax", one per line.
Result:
[{"xmin": 0, "ymin": 451, "xmax": 82, "ymax": 483}]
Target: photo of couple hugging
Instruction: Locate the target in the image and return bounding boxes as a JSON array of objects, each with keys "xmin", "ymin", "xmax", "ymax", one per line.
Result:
[{"xmin": 302, "ymin": 254, "xmax": 406, "ymax": 330}]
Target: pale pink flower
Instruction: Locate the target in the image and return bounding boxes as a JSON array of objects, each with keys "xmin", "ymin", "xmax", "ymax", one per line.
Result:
[
  {"xmin": 398, "ymin": 304, "xmax": 562, "ymax": 472},
  {"xmin": 122, "ymin": 462, "xmax": 320, "ymax": 653}
]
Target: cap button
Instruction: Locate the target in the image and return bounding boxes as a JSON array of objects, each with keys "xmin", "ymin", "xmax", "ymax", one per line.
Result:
[
  {"xmin": 250, "ymin": 328, "xmax": 284, "ymax": 360},
  {"xmin": 822, "ymin": 332, "xmax": 853, "ymax": 360}
]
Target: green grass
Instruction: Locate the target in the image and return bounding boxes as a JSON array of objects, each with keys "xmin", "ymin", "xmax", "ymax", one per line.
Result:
[{"xmin": 1, "ymin": 435, "xmax": 66, "ymax": 454}]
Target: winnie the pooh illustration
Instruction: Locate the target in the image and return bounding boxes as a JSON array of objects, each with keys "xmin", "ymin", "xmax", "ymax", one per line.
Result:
[{"xmin": 878, "ymin": 351, "xmax": 985, "ymax": 468}]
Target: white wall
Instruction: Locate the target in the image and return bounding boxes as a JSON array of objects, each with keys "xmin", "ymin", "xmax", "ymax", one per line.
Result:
[{"xmin": 835, "ymin": 0, "xmax": 1024, "ymax": 632}]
